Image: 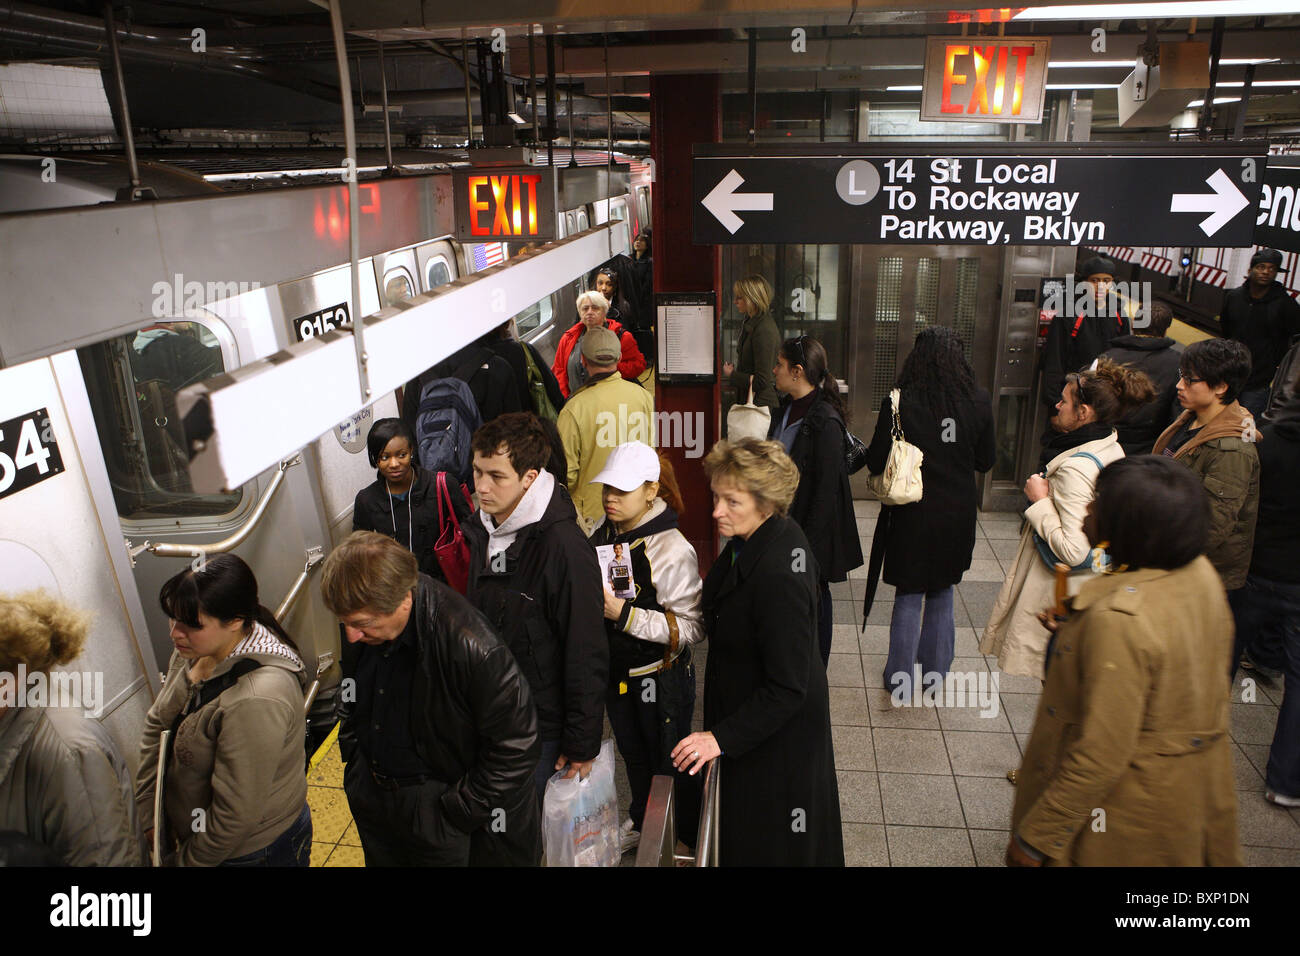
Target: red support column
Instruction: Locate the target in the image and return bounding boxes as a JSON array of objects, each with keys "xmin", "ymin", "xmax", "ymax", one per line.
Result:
[{"xmin": 651, "ymin": 73, "xmax": 720, "ymax": 564}]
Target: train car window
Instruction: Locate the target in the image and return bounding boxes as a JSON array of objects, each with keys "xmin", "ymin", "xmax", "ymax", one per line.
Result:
[
  {"xmin": 77, "ymin": 321, "xmax": 244, "ymax": 520},
  {"xmin": 637, "ymin": 190, "xmax": 650, "ymax": 233},
  {"xmin": 513, "ymin": 295, "xmax": 554, "ymax": 337},
  {"xmin": 426, "ymin": 257, "xmax": 452, "ymax": 289},
  {"xmin": 575, "ymin": 208, "xmax": 589, "ymax": 232},
  {"xmin": 383, "ymin": 268, "xmax": 415, "ymax": 306}
]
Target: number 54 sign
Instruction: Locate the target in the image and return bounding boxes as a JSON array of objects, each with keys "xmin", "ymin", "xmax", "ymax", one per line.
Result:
[{"xmin": 0, "ymin": 409, "xmax": 64, "ymax": 500}]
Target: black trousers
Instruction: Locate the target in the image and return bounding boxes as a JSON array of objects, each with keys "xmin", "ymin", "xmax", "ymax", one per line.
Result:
[
  {"xmin": 606, "ymin": 647, "xmax": 701, "ymax": 846},
  {"xmin": 343, "ymin": 750, "xmax": 540, "ymax": 866}
]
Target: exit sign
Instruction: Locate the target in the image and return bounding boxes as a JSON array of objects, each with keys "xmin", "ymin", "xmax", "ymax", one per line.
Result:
[
  {"xmin": 453, "ymin": 166, "xmax": 557, "ymax": 242},
  {"xmin": 920, "ymin": 36, "xmax": 1051, "ymax": 125}
]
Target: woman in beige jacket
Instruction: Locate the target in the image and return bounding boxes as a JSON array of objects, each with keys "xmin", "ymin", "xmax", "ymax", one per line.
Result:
[
  {"xmin": 981, "ymin": 360, "xmax": 1153, "ymax": 679},
  {"xmin": 136, "ymin": 554, "xmax": 310, "ymax": 866},
  {"xmin": 1007, "ymin": 456, "xmax": 1240, "ymax": 866}
]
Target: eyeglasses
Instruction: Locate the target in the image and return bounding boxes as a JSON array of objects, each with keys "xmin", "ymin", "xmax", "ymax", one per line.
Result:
[{"xmin": 1180, "ymin": 374, "xmax": 1205, "ymax": 385}]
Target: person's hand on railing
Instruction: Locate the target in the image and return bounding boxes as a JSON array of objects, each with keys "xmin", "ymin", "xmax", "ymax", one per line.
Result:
[{"xmin": 671, "ymin": 731, "xmax": 720, "ymax": 776}]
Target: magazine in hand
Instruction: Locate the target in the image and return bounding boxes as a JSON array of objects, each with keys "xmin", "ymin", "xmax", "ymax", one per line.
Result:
[{"xmin": 595, "ymin": 543, "xmax": 636, "ymax": 600}]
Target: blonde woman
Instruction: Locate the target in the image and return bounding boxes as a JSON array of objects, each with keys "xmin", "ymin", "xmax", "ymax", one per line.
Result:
[
  {"xmin": 0, "ymin": 591, "xmax": 141, "ymax": 865},
  {"xmin": 671, "ymin": 438, "xmax": 843, "ymax": 866},
  {"xmin": 723, "ymin": 275, "xmax": 780, "ymax": 417}
]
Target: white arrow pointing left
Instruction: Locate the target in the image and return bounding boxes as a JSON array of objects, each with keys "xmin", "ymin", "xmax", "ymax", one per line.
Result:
[
  {"xmin": 1170, "ymin": 168, "xmax": 1250, "ymax": 238},
  {"xmin": 702, "ymin": 169, "xmax": 774, "ymax": 235}
]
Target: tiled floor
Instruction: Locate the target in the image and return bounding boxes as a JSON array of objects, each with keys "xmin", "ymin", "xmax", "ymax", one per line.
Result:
[{"xmin": 307, "ymin": 497, "xmax": 1300, "ymax": 866}]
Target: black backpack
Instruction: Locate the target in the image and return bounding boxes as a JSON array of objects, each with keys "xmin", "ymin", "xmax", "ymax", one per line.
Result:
[{"xmin": 415, "ymin": 351, "xmax": 486, "ymax": 487}]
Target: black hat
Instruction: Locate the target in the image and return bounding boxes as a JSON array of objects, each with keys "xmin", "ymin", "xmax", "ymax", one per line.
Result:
[
  {"xmin": 1250, "ymin": 248, "xmax": 1286, "ymax": 273},
  {"xmin": 1078, "ymin": 256, "xmax": 1117, "ymax": 280}
]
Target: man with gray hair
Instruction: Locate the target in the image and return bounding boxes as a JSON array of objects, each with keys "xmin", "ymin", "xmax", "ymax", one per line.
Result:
[
  {"xmin": 556, "ymin": 326, "xmax": 656, "ymax": 532},
  {"xmin": 321, "ymin": 531, "xmax": 541, "ymax": 866}
]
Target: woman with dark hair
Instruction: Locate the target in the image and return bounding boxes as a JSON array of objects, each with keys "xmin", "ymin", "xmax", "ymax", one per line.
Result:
[
  {"xmin": 588, "ymin": 443, "xmax": 702, "ymax": 853},
  {"xmin": 629, "ymin": 233, "xmax": 654, "ymax": 349},
  {"xmin": 769, "ymin": 335, "xmax": 862, "ymax": 666},
  {"xmin": 1007, "ymin": 456, "xmax": 1240, "ymax": 867},
  {"xmin": 594, "ymin": 266, "xmax": 634, "ymax": 329},
  {"xmin": 352, "ymin": 417, "xmax": 471, "ymax": 583},
  {"xmin": 136, "ymin": 554, "xmax": 311, "ymax": 866},
  {"xmin": 865, "ymin": 327, "xmax": 996, "ymax": 690},
  {"xmin": 982, "ymin": 359, "xmax": 1154, "ymax": 681}
]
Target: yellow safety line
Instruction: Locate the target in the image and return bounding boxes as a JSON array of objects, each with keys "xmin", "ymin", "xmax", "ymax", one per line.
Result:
[{"xmin": 308, "ymin": 721, "xmax": 340, "ymax": 775}]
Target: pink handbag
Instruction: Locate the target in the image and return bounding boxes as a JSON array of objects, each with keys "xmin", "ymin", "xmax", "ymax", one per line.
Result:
[{"xmin": 434, "ymin": 471, "xmax": 474, "ymax": 594}]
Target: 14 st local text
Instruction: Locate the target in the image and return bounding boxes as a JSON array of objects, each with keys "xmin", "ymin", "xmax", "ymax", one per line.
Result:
[{"xmin": 874, "ymin": 158, "xmax": 1103, "ymax": 245}]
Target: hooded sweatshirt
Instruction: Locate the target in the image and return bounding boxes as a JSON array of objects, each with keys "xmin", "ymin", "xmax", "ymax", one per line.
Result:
[
  {"xmin": 135, "ymin": 621, "xmax": 308, "ymax": 866},
  {"xmin": 1153, "ymin": 401, "xmax": 1261, "ymax": 590}
]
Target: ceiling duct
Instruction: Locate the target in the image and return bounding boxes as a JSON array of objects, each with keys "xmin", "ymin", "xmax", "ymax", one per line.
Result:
[{"xmin": 1117, "ymin": 41, "xmax": 1211, "ymax": 128}]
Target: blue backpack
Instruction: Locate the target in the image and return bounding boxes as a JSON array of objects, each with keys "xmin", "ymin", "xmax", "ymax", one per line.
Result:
[{"xmin": 415, "ymin": 351, "xmax": 485, "ymax": 487}]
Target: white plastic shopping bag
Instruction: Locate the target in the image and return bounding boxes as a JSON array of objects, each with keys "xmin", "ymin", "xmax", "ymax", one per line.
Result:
[{"xmin": 542, "ymin": 738, "xmax": 621, "ymax": 867}]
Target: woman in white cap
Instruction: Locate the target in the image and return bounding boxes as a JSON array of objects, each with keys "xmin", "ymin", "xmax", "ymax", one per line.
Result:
[{"xmin": 587, "ymin": 441, "xmax": 703, "ymax": 854}]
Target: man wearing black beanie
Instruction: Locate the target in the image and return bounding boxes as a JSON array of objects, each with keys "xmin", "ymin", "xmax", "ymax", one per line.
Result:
[
  {"xmin": 1220, "ymin": 247, "xmax": 1300, "ymax": 420},
  {"xmin": 1039, "ymin": 255, "xmax": 1131, "ymax": 411}
]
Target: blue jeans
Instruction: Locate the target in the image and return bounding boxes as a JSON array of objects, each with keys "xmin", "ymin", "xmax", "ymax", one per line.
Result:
[
  {"xmin": 219, "ymin": 803, "xmax": 312, "ymax": 867},
  {"xmin": 884, "ymin": 588, "xmax": 956, "ymax": 688},
  {"xmin": 1232, "ymin": 574, "xmax": 1300, "ymax": 798}
]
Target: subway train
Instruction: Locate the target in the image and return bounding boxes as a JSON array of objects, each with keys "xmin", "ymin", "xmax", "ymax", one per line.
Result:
[{"xmin": 0, "ymin": 149, "xmax": 650, "ymax": 770}]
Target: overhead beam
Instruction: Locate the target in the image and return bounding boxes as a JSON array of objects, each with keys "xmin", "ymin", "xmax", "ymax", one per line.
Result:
[{"xmin": 187, "ymin": 224, "xmax": 626, "ymax": 491}]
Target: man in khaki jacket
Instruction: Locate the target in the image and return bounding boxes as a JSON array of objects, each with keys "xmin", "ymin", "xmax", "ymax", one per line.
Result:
[
  {"xmin": 556, "ymin": 327, "xmax": 655, "ymax": 533},
  {"xmin": 1009, "ymin": 457, "xmax": 1241, "ymax": 867}
]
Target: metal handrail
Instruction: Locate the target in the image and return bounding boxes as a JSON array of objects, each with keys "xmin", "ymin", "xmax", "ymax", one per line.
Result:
[
  {"xmin": 634, "ymin": 758, "xmax": 721, "ymax": 867},
  {"xmin": 141, "ymin": 455, "xmax": 301, "ymax": 559},
  {"xmin": 274, "ymin": 547, "xmax": 324, "ymax": 621},
  {"xmin": 694, "ymin": 758, "xmax": 721, "ymax": 867}
]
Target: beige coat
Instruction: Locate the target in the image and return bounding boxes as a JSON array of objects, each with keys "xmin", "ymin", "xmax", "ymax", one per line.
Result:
[
  {"xmin": 135, "ymin": 625, "xmax": 307, "ymax": 866},
  {"xmin": 980, "ymin": 431, "xmax": 1124, "ymax": 679},
  {"xmin": 1011, "ymin": 557, "xmax": 1241, "ymax": 866}
]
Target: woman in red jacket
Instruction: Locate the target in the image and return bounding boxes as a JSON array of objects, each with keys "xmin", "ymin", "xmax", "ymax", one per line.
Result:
[{"xmin": 552, "ymin": 290, "xmax": 647, "ymax": 398}]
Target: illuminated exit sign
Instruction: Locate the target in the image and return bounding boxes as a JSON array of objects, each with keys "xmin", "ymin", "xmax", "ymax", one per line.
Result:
[
  {"xmin": 920, "ymin": 36, "xmax": 1051, "ymax": 125},
  {"xmin": 453, "ymin": 166, "xmax": 557, "ymax": 242}
]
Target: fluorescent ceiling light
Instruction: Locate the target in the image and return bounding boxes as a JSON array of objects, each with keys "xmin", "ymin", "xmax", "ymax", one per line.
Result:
[
  {"xmin": 1048, "ymin": 58, "xmax": 1277, "ymax": 68},
  {"xmin": 1214, "ymin": 79, "xmax": 1300, "ymax": 87},
  {"xmin": 886, "ymin": 85, "xmax": 923, "ymax": 91},
  {"xmin": 1016, "ymin": 2, "xmax": 1298, "ymax": 19},
  {"xmin": 1046, "ymin": 83, "xmax": 1122, "ymax": 89},
  {"xmin": 1186, "ymin": 97, "xmax": 1242, "ymax": 107},
  {"xmin": 508, "ymin": 112, "xmax": 527, "ymax": 125}
]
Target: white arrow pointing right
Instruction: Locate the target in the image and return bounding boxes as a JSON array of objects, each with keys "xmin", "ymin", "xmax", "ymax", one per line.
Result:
[
  {"xmin": 1170, "ymin": 168, "xmax": 1250, "ymax": 238},
  {"xmin": 702, "ymin": 169, "xmax": 774, "ymax": 235}
]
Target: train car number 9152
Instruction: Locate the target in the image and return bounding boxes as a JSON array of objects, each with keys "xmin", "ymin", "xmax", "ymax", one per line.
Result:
[
  {"xmin": 0, "ymin": 408, "xmax": 65, "ymax": 500},
  {"xmin": 293, "ymin": 302, "xmax": 352, "ymax": 343}
]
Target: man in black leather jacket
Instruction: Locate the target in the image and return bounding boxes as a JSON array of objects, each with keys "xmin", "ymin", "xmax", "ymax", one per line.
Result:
[{"xmin": 321, "ymin": 531, "xmax": 541, "ymax": 866}]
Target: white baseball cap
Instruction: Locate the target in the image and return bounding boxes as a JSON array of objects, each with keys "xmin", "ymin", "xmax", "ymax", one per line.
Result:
[{"xmin": 590, "ymin": 441, "xmax": 660, "ymax": 491}]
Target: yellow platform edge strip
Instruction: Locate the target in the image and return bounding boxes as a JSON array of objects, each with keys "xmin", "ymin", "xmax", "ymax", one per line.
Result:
[{"xmin": 308, "ymin": 721, "xmax": 340, "ymax": 776}]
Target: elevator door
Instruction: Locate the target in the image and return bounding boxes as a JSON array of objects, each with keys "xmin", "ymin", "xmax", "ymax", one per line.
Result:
[{"xmin": 846, "ymin": 245, "xmax": 1002, "ymax": 497}]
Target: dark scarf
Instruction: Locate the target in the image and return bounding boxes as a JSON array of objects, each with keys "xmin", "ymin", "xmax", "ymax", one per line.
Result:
[{"xmin": 1037, "ymin": 421, "xmax": 1113, "ymax": 472}]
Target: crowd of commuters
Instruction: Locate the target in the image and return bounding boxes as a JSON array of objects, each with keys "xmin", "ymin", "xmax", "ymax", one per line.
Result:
[{"xmin": 3, "ymin": 248, "xmax": 1298, "ymax": 869}]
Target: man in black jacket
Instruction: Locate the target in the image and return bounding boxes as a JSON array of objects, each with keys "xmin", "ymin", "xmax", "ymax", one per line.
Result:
[
  {"xmin": 321, "ymin": 531, "xmax": 542, "ymax": 866},
  {"xmin": 462, "ymin": 412, "xmax": 608, "ymax": 799},
  {"xmin": 1220, "ymin": 247, "xmax": 1300, "ymax": 419},
  {"xmin": 401, "ymin": 337, "xmax": 523, "ymax": 433},
  {"xmin": 1040, "ymin": 255, "xmax": 1130, "ymax": 410},
  {"xmin": 1100, "ymin": 300, "xmax": 1183, "ymax": 454}
]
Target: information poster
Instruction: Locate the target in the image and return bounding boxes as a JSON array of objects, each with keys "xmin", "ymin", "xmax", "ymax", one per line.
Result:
[{"xmin": 656, "ymin": 292, "xmax": 715, "ymax": 383}]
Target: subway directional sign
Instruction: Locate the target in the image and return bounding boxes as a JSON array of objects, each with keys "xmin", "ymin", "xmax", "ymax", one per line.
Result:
[{"xmin": 693, "ymin": 144, "xmax": 1268, "ymax": 247}]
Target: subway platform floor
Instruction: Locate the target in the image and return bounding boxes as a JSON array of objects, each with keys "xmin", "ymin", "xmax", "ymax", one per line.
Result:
[{"xmin": 306, "ymin": 498, "xmax": 1300, "ymax": 867}]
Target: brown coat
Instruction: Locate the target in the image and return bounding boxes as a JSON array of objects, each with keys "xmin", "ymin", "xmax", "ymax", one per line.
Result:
[{"xmin": 1012, "ymin": 556, "xmax": 1241, "ymax": 866}]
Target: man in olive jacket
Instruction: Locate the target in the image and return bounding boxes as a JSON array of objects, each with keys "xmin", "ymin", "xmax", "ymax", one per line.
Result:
[
  {"xmin": 1153, "ymin": 339, "xmax": 1261, "ymax": 597},
  {"xmin": 323, "ymin": 531, "xmax": 542, "ymax": 866}
]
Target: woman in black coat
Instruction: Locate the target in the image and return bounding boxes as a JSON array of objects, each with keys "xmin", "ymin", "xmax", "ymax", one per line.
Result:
[
  {"xmin": 352, "ymin": 417, "xmax": 471, "ymax": 583},
  {"xmin": 671, "ymin": 438, "xmax": 844, "ymax": 866},
  {"xmin": 769, "ymin": 335, "xmax": 864, "ymax": 665},
  {"xmin": 864, "ymin": 327, "xmax": 996, "ymax": 691}
]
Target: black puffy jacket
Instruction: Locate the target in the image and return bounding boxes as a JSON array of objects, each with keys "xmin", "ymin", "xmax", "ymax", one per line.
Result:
[
  {"xmin": 352, "ymin": 465, "xmax": 471, "ymax": 582},
  {"xmin": 462, "ymin": 481, "xmax": 608, "ymax": 762},
  {"xmin": 1040, "ymin": 309, "xmax": 1130, "ymax": 408},
  {"xmin": 1221, "ymin": 281, "xmax": 1300, "ymax": 392},
  {"xmin": 337, "ymin": 574, "xmax": 542, "ymax": 865}
]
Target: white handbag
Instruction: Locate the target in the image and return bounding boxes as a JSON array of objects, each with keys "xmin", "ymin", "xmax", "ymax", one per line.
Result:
[
  {"xmin": 726, "ymin": 376, "xmax": 772, "ymax": 442},
  {"xmin": 866, "ymin": 388, "xmax": 924, "ymax": 505}
]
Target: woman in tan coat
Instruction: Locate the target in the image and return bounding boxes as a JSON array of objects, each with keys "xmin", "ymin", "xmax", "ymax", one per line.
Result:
[
  {"xmin": 981, "ymin": 360, "xmax": 1153, "ymax": 679},
  {"xmin": 1007, "ymin": 456, "xmax": 1240, "ymax": 866}
]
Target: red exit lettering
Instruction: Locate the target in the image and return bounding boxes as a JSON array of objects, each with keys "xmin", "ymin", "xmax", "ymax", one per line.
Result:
[
  {"xmin": 941, "ymin": 43, "xmax": 1034, "ymax": 116},
  {"xmin": 468, "ymin": 173, "xmax": 543, "ymax": 237}
]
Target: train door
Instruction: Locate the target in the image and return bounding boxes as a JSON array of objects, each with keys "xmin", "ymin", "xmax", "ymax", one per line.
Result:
[{"xmin": 0, "ymin": 353, "xmax": 160, "ymax": 770}]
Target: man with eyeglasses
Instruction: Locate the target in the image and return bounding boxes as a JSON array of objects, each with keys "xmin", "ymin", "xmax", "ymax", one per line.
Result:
[
  {"xmin": 1040, "ymin": 256, "xmax": 1131, "ymax": 412},
  {"xmin": 1219, "ymin": 248, "xmax": 1300, "ymax": 420}
]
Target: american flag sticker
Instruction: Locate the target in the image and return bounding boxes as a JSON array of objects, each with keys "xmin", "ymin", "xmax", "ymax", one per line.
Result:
[{"xmin": 472, "ymin": 243, "xmax": 507, "ymax": 271}]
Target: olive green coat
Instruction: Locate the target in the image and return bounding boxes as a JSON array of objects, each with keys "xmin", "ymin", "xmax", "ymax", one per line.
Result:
[
  {"xmin": 727, "ymin": 312, "xmax": 781, "ymax": 412},
  {"xmin": 1011, "ymin": 556, "xmax": 1242, "ymax": 866},
  {"xmin": 1152, "ymin": 402, "xmax": 1260, "ymax": 590}
]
